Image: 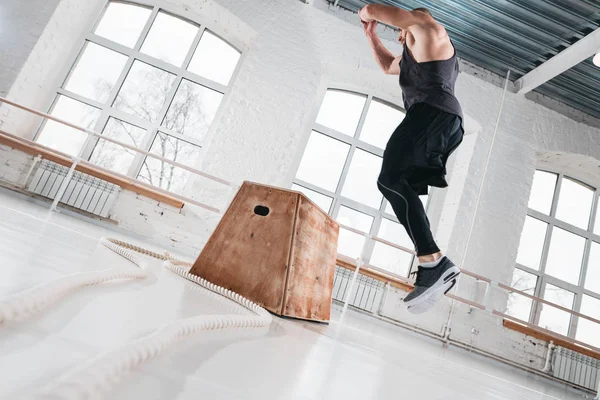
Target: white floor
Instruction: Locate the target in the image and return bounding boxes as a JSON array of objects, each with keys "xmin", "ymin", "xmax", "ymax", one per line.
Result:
[{"xmin": 0, "ymin": 189, "xmax": 587, "ymax": 400}]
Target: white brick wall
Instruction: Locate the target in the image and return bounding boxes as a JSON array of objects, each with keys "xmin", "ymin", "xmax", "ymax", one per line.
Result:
[
  {"xmin": 0, "ymin": 0, "xmax": 61, "ymax": 98},
  {"xmin": 0, "ymin": 145, "xmax": 34, "ymax": 186},
  {"xmin": 2, "ymin": 0, "xmax": 600, "ymax": 371}
]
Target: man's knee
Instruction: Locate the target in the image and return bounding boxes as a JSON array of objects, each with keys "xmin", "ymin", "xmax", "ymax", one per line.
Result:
[{"xmin": 377, "ymin": 174, "xmax": 394, "ymax": 193}]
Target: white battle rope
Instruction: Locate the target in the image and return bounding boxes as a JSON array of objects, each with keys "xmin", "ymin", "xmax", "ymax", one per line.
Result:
[{"xmin": 0, "ymin": 237, "xmax": 271, "ymax": 399}]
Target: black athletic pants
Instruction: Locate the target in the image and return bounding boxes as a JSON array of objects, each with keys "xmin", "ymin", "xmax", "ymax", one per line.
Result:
[{"xmin": 377, "ymin": 103, "xmax": 463, "ymax": 257}]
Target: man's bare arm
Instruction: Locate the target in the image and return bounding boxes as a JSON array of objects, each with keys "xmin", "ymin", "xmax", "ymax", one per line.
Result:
[
  {"xmin": 363, "ymin": 21, "xmax": 401, "ymax": 75},
  {"xmin": 359, "ymin": 4, "xmax": 420, "ymax": 29}
]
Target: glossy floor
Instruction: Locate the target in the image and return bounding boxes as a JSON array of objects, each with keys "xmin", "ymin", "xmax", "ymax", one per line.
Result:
[{"xmin": 0, "ymin": 190, "xmax": 585, "ymax": 400}]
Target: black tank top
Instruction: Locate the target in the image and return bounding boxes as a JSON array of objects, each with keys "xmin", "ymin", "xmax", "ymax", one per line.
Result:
[{"xmin": 399, "ymin": 42, "xmax": 463, "ymax": 120}]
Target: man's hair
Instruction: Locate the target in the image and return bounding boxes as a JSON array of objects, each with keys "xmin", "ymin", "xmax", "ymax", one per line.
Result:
[{"xmin": 412, "ymin": 7, "xmax": 431, "ymax": 15}]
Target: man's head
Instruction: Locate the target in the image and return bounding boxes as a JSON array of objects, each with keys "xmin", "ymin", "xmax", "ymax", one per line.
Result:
[{"xmin": 397, "ymin": 7, "xmax": 432, "ymax": 45}]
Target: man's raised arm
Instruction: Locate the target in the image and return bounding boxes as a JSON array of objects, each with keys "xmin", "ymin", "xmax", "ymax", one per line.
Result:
[
  {"xmin": 362, "ymin": 21, "xmax": 401, "ymax": 75},
  {"xmin": 358, "ymin": 4, "xmax": 419, "ymax": 29}
]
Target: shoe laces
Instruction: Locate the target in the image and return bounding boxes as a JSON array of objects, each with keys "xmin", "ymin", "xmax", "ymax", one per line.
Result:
[{"xmin": 410, "ymin": 269, "xmax": 425, "ymax": 287}]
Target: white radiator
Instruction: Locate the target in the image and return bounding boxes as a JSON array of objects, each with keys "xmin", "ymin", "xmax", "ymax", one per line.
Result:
[
  {"xmin": 552, "ymin": 346, "xmax": 600, "ymax": 391},
  {"xmin": 332, "ymin": 266, "xmax": 385, "ymax": 313},
  {"xmin": 28, "ymin": 160, "xmax": 120, "ymax": 218}
]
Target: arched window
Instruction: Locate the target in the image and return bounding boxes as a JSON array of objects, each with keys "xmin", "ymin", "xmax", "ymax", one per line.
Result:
[
  {"xmin": 35, "ymin": 1, "xmax": 241, "ymax": 195},
  {"xmin": 508, "ymin": 169, "xmax": 600, "ymax": 345},
  {"xmin": 292, "ymin": 89, "xmax": 428, "ymax": 278}
]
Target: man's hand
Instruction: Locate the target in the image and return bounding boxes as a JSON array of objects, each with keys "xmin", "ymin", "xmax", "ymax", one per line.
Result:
[
  {"xmin": 362, "ymin": 20, "xmax": 378, "ymax": 38},
  {"xmin": 358, "ymin": 6, "xmax": 374, "ymax": 22}
]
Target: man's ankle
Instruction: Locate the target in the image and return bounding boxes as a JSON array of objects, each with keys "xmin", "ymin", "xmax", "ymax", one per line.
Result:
[{"xmin": 418, "ymin": 252, "xmax": 443, "ymax": 264}]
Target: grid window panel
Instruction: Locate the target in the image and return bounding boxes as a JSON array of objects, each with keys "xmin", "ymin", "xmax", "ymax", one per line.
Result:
[
  {"xmin": 378, "ymin": 218, "xmax": 413, "ymax": 250},
  {"xmin": 64, "ymin": 42, "xmax": 128, "ymax": 103},
  {"xmin": 89, "ymin": 118, "xmax": 146, "ymax": 175},
  {"xmin": 555, "ymin": 177, "xmax": 594, "ymax": 230},
  {"xmin": 293, "ymin": 88, "xmax": 424, "ymax": 278},
  {"xmin": 515, "ymin": 216, "xmax": 548, "ymax": 271},
  {"xmin": 113, "ymin": 60, "xmax": 177, "ymax": 123},
  {"xmin": 506, "ymin": 268, "xmax": 537, "ymax": 322},
  {"xmin": 37, "ymin": 1, "xmax": 241, "ymax": 204},
  {"xmin": 37, "ymin": 95, "xmax": 102, "ymax": 156},
  {"xmin": 584, "ymin": 242, "xmax": 600, "ymax": 295},
  {"xmin": 575, "ymin": 295, "xmax": 600, "ymax": 348},
  {"xmin": 336, "ymin": 207, "xmax": 373, "ymax": 260},
  {"xmin": 315, "ymin": 90, "xmax": 366, "ymax": 137},
  {"xmin": 545, "ymin": 227, "xmax": 585, "ymax": 286},
  {"xmin": 340, "ymin": 149, "xmax": 383, "ymax": 209},
  {"xmin": 138, "ymin": 132, "xmax": 198, "ymax": 195},
  {"xmin": 336, "ymin": 206, "xmax": 374, "ymax": 232},
  {"xmin": 140, "ymin": 12, "xmax": 198, "ymax": 67},
  {"xmin": 359, "ymin": 100, "xmax": 405, "ymax": 149},
  {"xmin": 370, "ymin": 243, "xmax": 413, "ymax": 277},
  {"xmin": 510, "ymin": 169, "xmax": 600, "ymax": 345},
  {"xmin": 94, "ymin": 2, "xmax": 151, "ymax": 48},
  {"xmin": 538, "ymin": 283, "xmax": 574, "ymax": 336},
  {"xmin": 188, "ymin": 31, "xmax": 241, "ymax": 86},
  {"xmin": 527, "ymin": 170, "xmax": 557, "ymax": 215},
  {"xmin": 162, "ymin": 79, "xmax": 223, "ymax": 141},
  {"xmin": 295, "ymin": 131, "xmax": 350, "ymax": 192}
]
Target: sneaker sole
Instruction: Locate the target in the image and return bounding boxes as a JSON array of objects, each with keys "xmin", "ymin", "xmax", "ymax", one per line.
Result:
[
  {"xmin": 407, "ymin": 278, "xmax": 457, "ymax": 314},
  {"xmin": 404, "ymin": 266, "xmax": 461, "ymax": 309}
]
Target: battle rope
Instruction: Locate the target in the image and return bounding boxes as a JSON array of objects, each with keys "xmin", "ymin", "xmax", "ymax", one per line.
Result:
[{"xmin": 0, "ymin": 237, "xmax": 271, "ymax": 399}]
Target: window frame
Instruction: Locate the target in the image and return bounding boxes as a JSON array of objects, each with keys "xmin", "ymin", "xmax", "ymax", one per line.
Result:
[
  {"xmin": 292, "ymin": 87, "xmax": 430, "ymax": 278},
  {"xmin": 514, "ymin": 168, "xmax": 600, "ymax": 338},
  {"xmin": 35, "ymin": 0, "xmax": 244, "ymax": 187}
]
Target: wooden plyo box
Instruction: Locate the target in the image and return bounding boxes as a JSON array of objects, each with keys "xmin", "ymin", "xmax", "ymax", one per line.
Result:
[{"xmin": 190, "ymin": 181, "xmax": 339, "ymax": 322}]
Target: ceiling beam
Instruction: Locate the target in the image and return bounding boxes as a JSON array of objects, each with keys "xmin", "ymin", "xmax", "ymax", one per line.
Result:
[{"xmin": 515, "ymin": 28, "xmax": 600, "ymax": 94}]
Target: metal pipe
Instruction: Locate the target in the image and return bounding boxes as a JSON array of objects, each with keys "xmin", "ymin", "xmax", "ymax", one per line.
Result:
[
  {"xmin": 21, "ymin": 154, "xmax": 42, "ymax": 189},
  {"xmin": 0, "ymin": 96, "xmax": 235, "ymax": 188},
  {"xmin": 444, "ymin": 69, "xmax": 512, "ymax": 337}
]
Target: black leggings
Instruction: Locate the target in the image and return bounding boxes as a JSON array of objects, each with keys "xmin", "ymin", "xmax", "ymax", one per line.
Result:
[{"xmin": 377, "ymin": 104, "xmax": 462, "ymax": 257}]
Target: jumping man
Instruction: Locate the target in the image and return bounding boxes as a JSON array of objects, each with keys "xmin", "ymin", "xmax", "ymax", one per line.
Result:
[{"xmin": 359, "ymin": 5, "xmax": 463, "ymax": 313}]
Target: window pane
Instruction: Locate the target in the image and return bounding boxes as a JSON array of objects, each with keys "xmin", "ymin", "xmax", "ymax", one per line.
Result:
[
  {"xmin": 113, "ymin": 61, "xmax": 176, "ymax": 123},
  {"xmin": 340, "ymin": 149, "xmax": 382, "ymax": 209},
  {"xmin": 335, "ymin": 208, "xmax": 372, "ymax": 260},
  {"xmin": 337, "ymin": 206, "xmax": 373, "ymax": 232},
  {"xmin": 385, "ymin": 194, "xmax": 427, "ymax": 215},
  {"xmin": 291, "ymin": 184, "xmax": 332, "ymax": 213},
  {"xmin": 94, "ymin": 2, "xmax": 151, "ymax": 48},
  {"xmin": 187, "ymin": 31, "xmax": 240, "ymax": 86},
  {"xmin": 584, "ymin": 242, "xmax": 600, "ymax": 294},
  {"xmin": 555, "ymin": 177, "xmax": 594, "ymax": 230},
  {"xmin": 36, "ymin": 96, "xmax": 101, "ymax": 156},
  {"xmin": 315, "ymin": 90, "xmax": 366, "ymax": 137},
  {"xmin": 516, "ymin": 216, "xmax": 547, "ymax": 270},
  {"xmin": 64, "ymin": 42, "xmax": 128, "ymax": 103},
  {"xmin": 162, "ymin": 79, "xmax": 222, "ymax": 142},
  {"xmin": 378, "ymin": 218, "xmax": 413, "ymax": 250},
  {"xmin": 506, "ymin": 268, "xmax": 537, "ymax": 322},
  {"xmin": 337, "ymin": 229, "xmax": 365, "ymax": 259},
  {"xmin": 359, "ymin": 100, "xmax": 405, "ymax": 149},
  {"xmin": 141, "ymin": 12, "xmax": 198, "ymax": 66},
  {"xmin": 138, "ymin": 133, "xmax": 199, "ymax": 195},
  {"xmin": 370, "ymin": 243, "xmax": 413, "ymax": 277},
  {"xmin": 538, "ymin": 284, "xmax": 574, "ymax": 336},
  {"xmin": 575, "ymin": 295, "xmax": 600, "ymax": 348},
  {"xmin": 545, "ymin": 227, "xmax": 585, "ymax": 285},
  {"xmin": 295, "ymin": 131, "xmax": 349, "ymax": 192},
  {"xmin": 528, "ymin": 170, "xmax": 557, "ymax": 215},
  {"xmin": 89, "ymin": 118, "xmax": 146, "ymax": 175}
]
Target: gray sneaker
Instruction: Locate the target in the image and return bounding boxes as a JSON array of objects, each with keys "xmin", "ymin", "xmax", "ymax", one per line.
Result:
[{"xmin": 404, "ymin": 257, "xmax": 460, "ymax": 313}]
